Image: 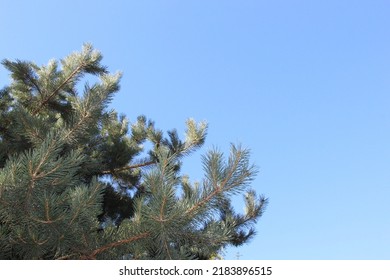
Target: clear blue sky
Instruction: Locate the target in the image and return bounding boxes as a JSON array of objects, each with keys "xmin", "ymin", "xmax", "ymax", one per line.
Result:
[{"xmin": 1, "ymin": 0, "xmax": 389, "ymax": 260}]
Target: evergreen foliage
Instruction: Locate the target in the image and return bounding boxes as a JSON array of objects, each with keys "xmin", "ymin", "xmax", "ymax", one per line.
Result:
[{"xmin": 0, "ymin": 44, "xmax": 268, "ymax": 259}]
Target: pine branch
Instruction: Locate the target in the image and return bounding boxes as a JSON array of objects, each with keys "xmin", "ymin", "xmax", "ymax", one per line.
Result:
[
  {"xmin": 87, "ymin": 232, "xmax": 150, "ymax": 259},
  {"xmin": 26, "ymin": 73, "xmax": 42, "ymax": 96},
  {"xmin": 185, "ymin": 158, "xmax": 236, "ymax": 215},
  {"xmin": 32, "ymin": 63, "xmax": 85, "ymax": 116},
  {"xmin": 60, "ymin": 109, "xmax": 92, "ymax": 143},
  {"xmin": 163, "ymin": 239, "xmax": 172, "ymax": 260},
  {"xmin": 186, "ymin": 146, "xmax": 253, "ymax": 216},
  {"xmin": 219, "ymin": 148, "xmax": 242, "ymax": 191},
  {"xmin": 186, "ymin": 187, "xmax": 221, "ymax": 216}
]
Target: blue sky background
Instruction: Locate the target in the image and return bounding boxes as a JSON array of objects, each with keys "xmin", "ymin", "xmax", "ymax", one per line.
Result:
[{"xmin": 1, "ymin": 0, "xmax": 389, "ymax": 260}]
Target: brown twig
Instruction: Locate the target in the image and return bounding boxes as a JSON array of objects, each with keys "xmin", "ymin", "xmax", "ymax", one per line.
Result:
[{"xmin": 86, "ymin": 232, "xmax": 150, "ymax": 259}]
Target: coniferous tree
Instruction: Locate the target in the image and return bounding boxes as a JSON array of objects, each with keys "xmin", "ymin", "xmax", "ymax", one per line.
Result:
[{"xmin": 0, "ymin": 44, "xmax": 268, "ymax": 259}]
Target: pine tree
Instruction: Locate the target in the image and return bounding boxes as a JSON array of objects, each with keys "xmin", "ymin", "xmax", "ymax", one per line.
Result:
[{"xmin": 0, "ymin": 44, "xmax": 268, "ymax": 260}]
